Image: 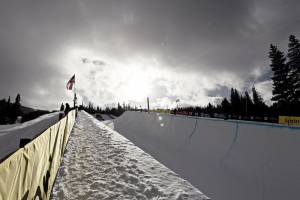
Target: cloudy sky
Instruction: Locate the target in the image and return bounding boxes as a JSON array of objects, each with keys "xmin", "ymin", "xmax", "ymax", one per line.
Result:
[{"xmin": 0, "ymin": 0, "xmax": 299, "ymax": 110}]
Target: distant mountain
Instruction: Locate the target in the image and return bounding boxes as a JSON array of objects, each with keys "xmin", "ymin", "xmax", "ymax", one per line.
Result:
[{"xmin": 20, "ymin": 105, "xmax": 35, "ymax": 114}]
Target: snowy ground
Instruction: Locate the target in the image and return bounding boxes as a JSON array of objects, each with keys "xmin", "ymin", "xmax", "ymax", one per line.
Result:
[
  {"xmin": 102, "ymin": 119, "xmax": 114, "ymax": 129},
  {"xmin": 51, "ymin": 111, "xmax": 209, "ymax": 200},
  {"xmin": 0, "ymin": 112, "xmax": 59, "ymax": 132},
  {"xmin": 112, "ymin": 111, "xmax": 300, "ymax": 200},
  {"xmin": 101, "ymin": 114, "xmax": 115, "ymax": 121},
  {"xmin": 0, "ymin": 112, "xmax": 60, "ymax": 161}
]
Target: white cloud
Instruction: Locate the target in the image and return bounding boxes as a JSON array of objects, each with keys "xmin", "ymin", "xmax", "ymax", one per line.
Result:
[
  {"xmin": 255, "ymin": 80, "xmax": 273, "ymax": 106},
  {"xmin": 57, "ymin": 46, "xmax": 251, "ymax": 109}
]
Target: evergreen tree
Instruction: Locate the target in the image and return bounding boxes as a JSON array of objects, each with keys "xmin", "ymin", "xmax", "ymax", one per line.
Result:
[
  {"xmin": 252, "ymin": 87, "xmax": 263, "ymax": 105},
  {"xmin": 206, "ymin": 103, "xmax": 214, "ymax": 116},
  {"xmin": 0, "ymin": 99, "xmax": 6, "ymax": 123},
  {"xmin": 244, "ymin": 91, "xmax": 253, "ymax": 116},
  {"xmin": 7, "ymin": 96, "xmax": 10, "ymax": 106},
  {"xmin": 230, "ymin": 88, "xmax": 242, "ymax": 115},
  {"xmin": 117, "ymin": 102, "xmax": 122, "ymax": 111},
  {"xmin": 10, "ymin": 94, "xmax": 22, "ymax": 123},
  {"xmin": 6, "ymin": 96, "xmax": 11, "ymax": 116},
  {"xmin": 252, "ymin": 86, "xmax": 266, "ymax": 116},
  {"xmin": 15, "ymin": 94, "xmax": 21, "ymax": 105},
  {"xmin": 221, "ymin": 97, "xmax": 230, "ymax": 114},
  {"xmin": 287, "ymin": 35, "xmax": 300, "ymax": 104},
  {"xmin": 269, "ymin": 44, "xmax": 290, "ymax": 106},
  {"xmin": 60, "ymin": 103, "xmax": 65, "ymax": 111}
]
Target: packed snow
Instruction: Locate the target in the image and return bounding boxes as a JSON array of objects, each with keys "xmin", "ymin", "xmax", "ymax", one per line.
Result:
[
  {"xmin": 102, "ymin": 120, "xmax": 114, "ymax": 129},
  {"xmin": 112, "ymin": 111, "xmax": 300, "ymax": 200},
  {"xmin": 101, "ymin": 114, "xmax": 115, "ymax": 120},
  {"xmin": 51, "ymin": 111, "xmax": 209, "ymax": 200},
  {"xmin": 0, "ymin": 112, "xmax": 60, "ymax": 161}
]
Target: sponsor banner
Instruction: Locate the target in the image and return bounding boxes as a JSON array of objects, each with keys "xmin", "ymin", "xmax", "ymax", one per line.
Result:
[
  {"xmin": 279, "ymin": 116, "xmax": 300, "ymax": 126},
  {"xmin": 0, "ymin": 110, "xmax": 75, "ymax": 200},
  {"xmin": 151, "ymin": 109, "xmax": 171, "ymax": 114}
]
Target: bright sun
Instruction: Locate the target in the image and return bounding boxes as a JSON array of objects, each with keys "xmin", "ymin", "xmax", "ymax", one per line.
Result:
[
  {"xmin": 63, "ymin": 47, "xmax": 158, "ymax": 104},
  {"xmin": 121, "ymin": 66, "xmax": 152, "ymax": 101}
]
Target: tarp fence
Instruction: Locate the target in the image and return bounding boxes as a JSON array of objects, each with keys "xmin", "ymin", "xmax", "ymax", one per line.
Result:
[{"xmin": 0, "ymin": 110, "xmax": 75, "ymax": 200}]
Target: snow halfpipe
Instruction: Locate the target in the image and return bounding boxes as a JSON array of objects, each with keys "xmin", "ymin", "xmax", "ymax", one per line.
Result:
[{"xmin": 112, "ymin": 111, "xmax": 300, "ymax": 200}]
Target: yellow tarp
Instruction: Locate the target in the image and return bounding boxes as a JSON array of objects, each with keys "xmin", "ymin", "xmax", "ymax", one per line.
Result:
[
  {"xmin": 0, "ymin": 110, "xmax": 75, "ymax": 200},
  {"xmin": 278, "ymin": 116, "xmax": 300, "ymax": 126}
]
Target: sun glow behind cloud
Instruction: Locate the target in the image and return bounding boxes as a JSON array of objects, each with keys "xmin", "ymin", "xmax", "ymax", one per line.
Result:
[
  {"xmin": 61, "ymin": 47, "xmax": 164, "ymax": 106},
  {"xmin": 59, "ymin": 46, "xmax": 270, "ymax": 109},
  {"xmin": 119, "ymin": 66, "xmax": 151, "ymax": 101}
]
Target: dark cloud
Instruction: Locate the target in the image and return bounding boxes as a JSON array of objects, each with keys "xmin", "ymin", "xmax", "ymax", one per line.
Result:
[
  {"xmin": 0, "ymin": 0, "xmax": 299, "ymax": 109},
  {"xmin": 82, "ymin": 58, "xmax": 89, "ymax": 64},
  {"xmin": 206, "ymin": 86, "xmax": 231, "ymax": 99},
  {"xmin": 92, "ymin": 60, "xmax": 105, "ymax": 66}
]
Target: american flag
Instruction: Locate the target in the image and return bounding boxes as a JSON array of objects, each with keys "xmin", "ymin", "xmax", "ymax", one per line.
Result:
[{"xmin": 66, "ymin": 74, "xmax": 75, "ymax": 90}]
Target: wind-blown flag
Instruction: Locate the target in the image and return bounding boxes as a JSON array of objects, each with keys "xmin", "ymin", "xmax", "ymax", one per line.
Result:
[{"xmin": 66, "ymin": 75, "xmax": 75, "ymax": 90}]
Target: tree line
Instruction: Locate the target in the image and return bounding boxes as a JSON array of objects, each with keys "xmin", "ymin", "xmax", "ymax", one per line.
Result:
[
  {"xmin": 79, "ymin": 102, "xmax": 127, "ymax": 117},
  {"xmin": 1, "ymin": 35, "xmax": 298, "ymax": 124},
  {"xmin": 84, "ymin": 34, "xmax": 300, "ymax": 121},
  {"xmin": 269, "ymin": 35, "xmax": 300, "ymax": 115},
  {"xmin": 173, "ymin": 86, "xmax": 276, "ymax": 121},
  {"xmin": 0, "ymin": 94, "xmax": 22, "ymax": 124},
  {"xmin": 85, "ymin": 33, "xmax": 300, "ymax": 122},
  {"xmin": 172, "ymin": 35, "xmax": 300, "ymax": 119},
  {"xmin": 0, "ymin": 94, "xmax": 50, "ymax": 124}
]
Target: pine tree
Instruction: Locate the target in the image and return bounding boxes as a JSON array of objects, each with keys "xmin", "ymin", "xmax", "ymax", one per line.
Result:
[
  {"xmin": 6, "ymin": 96, "xmax": 11, "ymax": 116},
  {"xmin": 244, "ymin": 91, "xmax": 253, "ymax": 116},
  {"xmin": 60, "ymin": 103, "xmax": 65, "ymax": 111},
  {"xmin": 7, "ymin": 96, "xmax": 10, "ymax": 106},
  {"xmin": 287, "ymin": 35, "xmax": 300, "ymax": 104},
  {"xmin": 252, "ymin": 87, "xmax": 263, "ymax": 105},
  {"xmin": 269, "ymin": 44, "xmax": 290, "ymax": 105},
  {"xmin": 206, "ymin": 103, "xmax": 214, "ymax": 115},
  {"xmin": 15, "ymin": 94, "xmax": 21, "ymax": 105},
  {"xmin": 230, "ymin": 88, "xmax": 241, "ymax": 115},
  {"xmin": 117, "ymin": 102, "xmax": 122, "ymax": 111},
  {"xmin": 0, "ymin": 99, "xmax": 6, "ymax": 123},
  {"xmin": 221, "ymin": 98, "xmax": 230, "ymax": 114},
  {"xmin": 10, "ymin": 94, "xmax": 22, "ymax": 123},
  {"xmin": 252, "ymin": 86, "xmax": 266, "ymax": 116}
]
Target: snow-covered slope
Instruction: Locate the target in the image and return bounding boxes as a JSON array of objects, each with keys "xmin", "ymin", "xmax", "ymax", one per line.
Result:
[
  {"xmin": 112, "ymin": 111, "xmax": 300, "ymax": 200},
  {"xmin": 51, "ymin": 111, "xmax": 209, "ymax": 200},
  {"xmin": 0, "ymin": 112, "xmax": 59, "ymax": 132},
  {"xmin": 0, "ymin": 112, "xmax": 60, "ymax": 161},
  {"xmin": 101, "ymin": 114, "xmax": 114, "ymax": 120}
]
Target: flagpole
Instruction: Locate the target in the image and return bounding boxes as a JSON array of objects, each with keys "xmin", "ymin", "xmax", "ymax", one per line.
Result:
[{"xmin": 73, "ymin": 74, "xmax": 76, "ymax": 108}]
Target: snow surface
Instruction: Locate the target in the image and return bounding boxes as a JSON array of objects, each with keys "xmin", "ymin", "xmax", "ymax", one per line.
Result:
[
  {"xmin": 101, "ymin": 114, "xmax": 114, "ymax": 121},
  {"xmin": 113, "ymin": 111, "xmax": 300, "ymax": 200},
  {"xmin": 51, "ymin": 111, "xmax": 209, "ymax": 200},
  {"xmin": 0, "ymin": 112, "xmax": 60, "ymax": 161},
  {"xmin": 0, "ymin": 112, "xmax": 59, "ymax": 132},
  {"xmin": 102, "ymin": 119, "xmax": 114, "ymax": 129}
]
